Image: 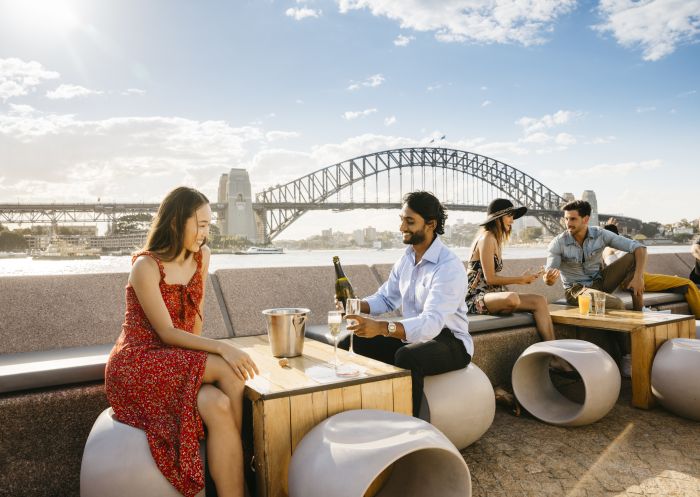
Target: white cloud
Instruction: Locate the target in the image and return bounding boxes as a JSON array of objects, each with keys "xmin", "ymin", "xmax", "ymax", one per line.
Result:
[
  {"xmin": 427, "ymin": 83, "xmax": 442, "ymax": 92},
  {"xmin": 589, "ymin": 135, "xmax": 616, "ymax": 144},
  {"xmin": 286, "ymin": 7, "xmax": 321, "ymax": 20},
  {"xmin": 122, "ymin": 88, "xmax": 146, "ymax": 96},
  {"xmin": 540, "ymin": 159, "xmax": 663, "ymax": 178},
  {"xmin": 481, "ymin": 100, "xmax": 492, "ymax": 107},
  {"xmin": 480, "ymin": 86, "xmax": 488, "ymax": 91},
  {"xmin": 46, "ymin": 84, "xmax": 103, "ymax": 99},
  {"xmin": 635, "ymin": 106, "xmax": 656, "ymax": 113},
  {"xmin": 394, "ymin": 34, "xmax": 415, "ymax": 46},
  {"xmin": 265, "ymin": 130, "xmax": 301, "ymax": 141},
  {"xmin": 677, "ymin": 89, "xmax": 697, "ymax": 97},
  {"xmin": 342, "ymin": 108, "xmax": 377, "ymax": 120},
  {"xmin": 516, "ymin": 110, "xmax": 580, "ymax": 134},
  {"xmin": 337, "ymin": 0, "xmax": 576, "ymax": 46},
  {"xmin": 555, "ymin": 132, "xmax": 576, "ymax": 145},
  {"xmin": 521, "ymin": 132, "xmax": 551, "ymax": 144},
  {"xmin": 347, "ymin": 74, "xmax": 385, "ymax": 91},
  {"xmin": 0, "ymin": 109, "xmax": 264, "ymax": 201},
  {"xmin": 384, "ymin": 116, "xmax": 396, "ymax": 126},
  {"xmin": 0, "ymin": 58, "xmax": 59, "ymax": 101},
  {"xmin": 594, "ymin": 0, "xmax": 700, "ymax": 61}
]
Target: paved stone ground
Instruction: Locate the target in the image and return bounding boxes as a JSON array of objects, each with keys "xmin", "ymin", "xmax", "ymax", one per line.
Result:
[{"xmin": 461, "ymin": 379, "xmax": 700, "ymax": 497}]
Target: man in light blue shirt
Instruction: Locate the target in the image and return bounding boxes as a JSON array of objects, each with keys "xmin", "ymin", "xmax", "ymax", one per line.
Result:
[
  {"xmin": 346, "ymin": 191, "xmax": 472, "ymax": 416},
  {"xmin": 545, "ymin": 199, "xmax": 647, "ymax": 310}
]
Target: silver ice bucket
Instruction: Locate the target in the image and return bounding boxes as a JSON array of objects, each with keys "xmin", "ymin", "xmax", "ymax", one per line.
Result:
[{"xmin": 262, "ymin": 308, "xmax": 311, "ymax": 358}]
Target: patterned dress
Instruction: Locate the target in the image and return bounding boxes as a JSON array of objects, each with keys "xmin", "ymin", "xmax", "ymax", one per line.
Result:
[
  {"xmin": 466, "ymin": 247, "xmax": 507, "ymax": 315},
  {"xmin": 105, "ymin": 250, "xmax": 208, "ymax": 497}
]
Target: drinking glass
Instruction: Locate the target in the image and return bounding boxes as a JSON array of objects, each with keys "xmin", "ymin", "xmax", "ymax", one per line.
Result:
[
  {"xmin": 578, "ymin": 293, "xmax": 591, "ymax": 316},
  {"xmin": 327, "ymin": 311, "xmax": 343, "ymax": 367},
  {"xmin": 592, "ymin": 292, "xmax": 606, "ymax": 315},
  {"xmin": 345, "ymin": 298, "xmax": 361, "ymax": 356}
]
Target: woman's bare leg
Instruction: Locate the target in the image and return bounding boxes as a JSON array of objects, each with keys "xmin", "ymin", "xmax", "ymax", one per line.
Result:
[
  {"xmin": 197, "ymin": 384, "xmax": 244, "ymax": 497},
  {"xmin": 483, "ymin": 292, "xmax": 520, "ymax": 314},
  {"xmin": 199, "ymin": 355, "xmax": 248, "ymax": 497},
  {"xmin": 516, "ymin": 293, "xmax": 555, "ymax": 341}
]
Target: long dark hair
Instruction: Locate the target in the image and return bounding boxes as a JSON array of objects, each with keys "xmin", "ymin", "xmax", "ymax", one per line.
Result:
[
  {"xmin": 483, "ymin": 217, "xmax": 510, "ymax": 248},
  {"xmin": 143, "ymin": 186, "xmax": 210, "ymax": 261}
]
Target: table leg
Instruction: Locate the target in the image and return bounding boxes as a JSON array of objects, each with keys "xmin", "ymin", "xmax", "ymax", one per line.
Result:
[{"xmin": 630, "ymin": 326, "xmax": 656, "ymax": 409}]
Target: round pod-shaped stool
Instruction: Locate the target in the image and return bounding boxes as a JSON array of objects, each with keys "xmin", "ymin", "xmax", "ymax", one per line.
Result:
[
  {"xmin": 288, "ymin": 409, "xmax": 471, "ymax": 497},
  {"xmin": 419, "ymin": 364, "xmax": 495, "ymax": 449},
  {"xmin": 512, "ymin": 339, "xmax": 620, "ymax": 426},
  {"xmin": 652, "ymin": 338, "xmax": 700, "ymax": 421},
  {"xmin": 80, "ymin": 408, "xmax": 205, "ymax": 497}
]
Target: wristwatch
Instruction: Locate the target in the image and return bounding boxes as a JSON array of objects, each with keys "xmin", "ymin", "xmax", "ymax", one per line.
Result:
[{"xmin": 387, "ymin": 322, "xmax": 397, "ymax": 336}]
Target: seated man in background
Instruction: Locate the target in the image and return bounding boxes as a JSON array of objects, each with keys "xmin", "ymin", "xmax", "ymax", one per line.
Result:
[
  {"xmin": 602, "ymin": 222, "xmax": 699, "ymax": 319},
  {"xmin": 691, "ymin": 221, "xmax": 700, "ymax": 285}
]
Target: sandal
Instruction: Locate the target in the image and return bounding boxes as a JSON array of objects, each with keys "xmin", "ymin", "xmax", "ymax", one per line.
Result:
[{"xmin": 494, "ymin": 386, "xmax": 521, "ymax": 417}]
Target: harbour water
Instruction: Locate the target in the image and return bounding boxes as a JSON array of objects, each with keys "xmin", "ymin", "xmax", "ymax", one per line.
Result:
[{"xmin": 0, "ymin": 245, "xmax": 691, "ymax": 276}]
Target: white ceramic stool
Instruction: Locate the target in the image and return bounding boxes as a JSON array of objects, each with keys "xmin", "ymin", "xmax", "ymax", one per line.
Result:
[
  {"xmin": 419, "ymin": 364, "xmax": 495, "ymax": 449},
  {"xmin": 512, "ymin": 339, "xmax": 620, "ymax": 426},
  {"xmin": 288, "ymin": 409, "xmax": 471, "ymax": 497},
  {"xmin": 652, "ymin": 338, "xmax": 700, "ymax": 421},
  {"xmin": 80, "ymin": 408, "xmax": 206, "ymax": 497}
]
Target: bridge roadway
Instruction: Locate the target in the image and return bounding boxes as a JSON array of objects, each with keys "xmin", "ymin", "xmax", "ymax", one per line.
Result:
[{"xmin": 0, "ymin": 201, "xmax": 637, "ymax": 229}]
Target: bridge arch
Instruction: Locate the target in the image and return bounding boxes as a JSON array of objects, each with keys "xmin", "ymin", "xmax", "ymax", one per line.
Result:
[{"xmin": 254, "ymin": 147, "xmax": 569, "ymax": 240}]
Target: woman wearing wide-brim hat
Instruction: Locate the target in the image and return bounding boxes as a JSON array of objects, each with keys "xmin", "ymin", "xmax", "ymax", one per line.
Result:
[{"xmin": 466, "ymin": 199, "xmax": 571, "ymax": 373}]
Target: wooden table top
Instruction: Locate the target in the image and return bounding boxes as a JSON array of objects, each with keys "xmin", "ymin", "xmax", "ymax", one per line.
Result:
[
  {"xmin": 548, "ymin": 304, "xmax": 694, "ymax": 332},
  {"xmin": 224, "ymin": 335, "xmax": 409, "ymax": 401}
]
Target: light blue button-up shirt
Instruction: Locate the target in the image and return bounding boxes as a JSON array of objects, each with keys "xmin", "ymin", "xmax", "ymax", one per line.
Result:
[
  {"xmin": 546, "ymin": 226, "xmax": 644, "ymax": 288},
  {"xmin": 365, "ymin": 236, "xmax": 473, "ymax": 356}
]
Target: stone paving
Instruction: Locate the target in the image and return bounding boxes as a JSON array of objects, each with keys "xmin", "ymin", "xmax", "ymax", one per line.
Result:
[{"xmin": 461, "ymin": 379, "xmax": 700, "ymax": 497}]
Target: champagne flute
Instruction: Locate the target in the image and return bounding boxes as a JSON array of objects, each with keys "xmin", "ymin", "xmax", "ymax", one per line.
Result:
[
  {"xmin": 327, "ymin": 310, "xmax": 343, "ymax": 367},
  {"xmin": 345, "ymin": 298, "xmax": 361, "ymax": 356}
]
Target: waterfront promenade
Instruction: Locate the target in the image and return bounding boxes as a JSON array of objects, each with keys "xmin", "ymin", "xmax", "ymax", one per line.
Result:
[{"xmin": 464, "ymin": 378, "xmax": 700, "ymax": 497}]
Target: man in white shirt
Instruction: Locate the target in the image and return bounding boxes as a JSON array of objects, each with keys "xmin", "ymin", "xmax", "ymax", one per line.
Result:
[{"xmin": 346, "ymin": 191, "xmax": 472, "ymax": 416}]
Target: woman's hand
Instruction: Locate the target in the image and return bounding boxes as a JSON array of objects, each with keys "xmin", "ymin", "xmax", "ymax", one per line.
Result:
[
  {"xmin": 219, "ymin": 343, "xmax": 259, "ymax": 380},
  {"xmin": 519, "ymin": 271, "xmax": 539, "ymax": 285}
]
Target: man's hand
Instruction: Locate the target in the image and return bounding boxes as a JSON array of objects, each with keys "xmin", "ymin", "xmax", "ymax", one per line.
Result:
[
  {"xmin": 626, "ymin": 274, "xmax": 644, "ymax": 297},
  {"xmin": 346, "ymin": 314, "xmax": 386, "ymax": 339},
  {"xmin": 543, "ymin": 268, "xmax": 560, "ymax": 286}
]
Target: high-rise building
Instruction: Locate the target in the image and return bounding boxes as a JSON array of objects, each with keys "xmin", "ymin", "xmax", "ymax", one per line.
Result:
[
  {"xmin": 581, "ymin": 190, "xmax": 599, "ymax": 227},
  {"xmin": 363, "ymin": 226, "xmax": 377, "ymax": 242}
]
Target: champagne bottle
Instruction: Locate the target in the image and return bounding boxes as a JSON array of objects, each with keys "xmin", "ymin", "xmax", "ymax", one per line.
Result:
[{"xmin": 333, "ymin": 256, "xmax": 355, "ymax": 313}]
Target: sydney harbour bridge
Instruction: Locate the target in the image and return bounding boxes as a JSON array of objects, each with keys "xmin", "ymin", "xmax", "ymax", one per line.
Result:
[{"xmin": 0, "ymin": 147, "xmax": 641, "ymax": 243}]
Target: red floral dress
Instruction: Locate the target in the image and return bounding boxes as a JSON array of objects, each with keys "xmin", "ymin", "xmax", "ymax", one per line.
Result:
[{"xmin": 105, "ymin": 250, "xmax": 208, "ymax": 497}]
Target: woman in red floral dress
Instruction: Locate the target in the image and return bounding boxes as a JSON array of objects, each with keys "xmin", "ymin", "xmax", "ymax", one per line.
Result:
[{"xmin": 105, "ymin": 187, "xmax": 258, "ymax": 497}]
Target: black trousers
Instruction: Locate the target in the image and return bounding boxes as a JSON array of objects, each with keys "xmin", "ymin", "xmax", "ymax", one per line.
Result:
[{"xmin": 340, "ymin": 328, "xmax": 471, "ymax": 416}]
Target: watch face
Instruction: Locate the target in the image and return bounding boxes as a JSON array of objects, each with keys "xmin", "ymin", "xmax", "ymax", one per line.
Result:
[{"xmin": 388, "ymin": 322, "xmax": 396, "ymax": 334}]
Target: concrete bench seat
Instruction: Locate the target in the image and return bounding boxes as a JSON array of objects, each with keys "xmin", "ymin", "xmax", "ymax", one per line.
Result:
[{"xmin": 0, "ymin": 344, "xmax": 113, "ymax": 394}]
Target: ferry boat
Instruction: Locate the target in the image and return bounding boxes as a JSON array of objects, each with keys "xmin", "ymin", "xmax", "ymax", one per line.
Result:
[
  {"xmin": 235, "ymin": 246, "xmax": 284, "ymax": 255},
  {"xmin": 32, "ymin": 239, "xmax": 101, "ymax": 260}
]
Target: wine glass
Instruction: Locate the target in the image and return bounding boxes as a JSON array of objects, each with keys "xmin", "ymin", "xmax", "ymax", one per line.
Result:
[
  {"xmin": 345, "ymin": 298, "xmax": 361, "ymax": 356},
  {"xmin": 327, "ymin": 310, "xmax": 343, "ymax": 367}
]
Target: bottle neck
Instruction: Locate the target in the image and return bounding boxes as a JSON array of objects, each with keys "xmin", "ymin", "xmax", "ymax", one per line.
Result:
[{"xmin": 334, "ymin": 261, "xmax": 347, "ymax": 279}]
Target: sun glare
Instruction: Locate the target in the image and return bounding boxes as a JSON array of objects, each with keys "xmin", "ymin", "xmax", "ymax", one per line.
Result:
[{"xmin": 7, "ymin": 0, "xmax": 81, "ymax": 33}]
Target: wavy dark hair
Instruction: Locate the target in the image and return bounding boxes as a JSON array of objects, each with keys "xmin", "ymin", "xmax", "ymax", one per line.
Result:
[
  {"xmin": 403, "ymin": 191, "xmax": 447, "ymax": 235},
  {"xmin": 482, "ymin": 217, "xmax": 510, "ymax": 248},
  {"xmin": 562, "ymin": 200, "xmax": 591, "ymax": 218},
  {"xmin": 143, "ymin": 186, "xmax": 210, "ymax": 261}
]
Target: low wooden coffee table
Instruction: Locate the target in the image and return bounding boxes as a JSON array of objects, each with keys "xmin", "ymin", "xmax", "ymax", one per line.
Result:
[
  {"xmin": 224, "ymin": 335, "xmax": 412, "ymax": 497},
  {"xmin": 548, "ymin": 305, "xmax": 696, "ymax": 409}
]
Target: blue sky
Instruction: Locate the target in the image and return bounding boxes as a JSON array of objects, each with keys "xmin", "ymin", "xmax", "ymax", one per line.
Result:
[{"xmin": 0, "ymin": 0, "xmax": 698, "ymax": 238}]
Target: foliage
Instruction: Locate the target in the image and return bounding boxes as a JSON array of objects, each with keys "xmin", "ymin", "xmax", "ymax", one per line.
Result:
[
  {"xmin": 639, "ymin": 223, "xmax": 659, "ymax": 238},
  {"xmin": 520, "ymin": 226, "xmax": 544, "ymax": 242},
  {"xmin": 113, "ymin": 213, "xmax": 153, "ymax": 234},
  {"xmin": 0, "ymin": 231, "xmax": 28, "ymax": 251}
]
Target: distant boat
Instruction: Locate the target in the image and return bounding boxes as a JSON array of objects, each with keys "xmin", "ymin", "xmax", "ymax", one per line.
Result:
[
  {"xmin": 32, "ymin": 239, "xmax": 101, "ymax": 260},
  {"xmin": 235, "ymin": 246, "xmax": 284, "ymax": 255}
]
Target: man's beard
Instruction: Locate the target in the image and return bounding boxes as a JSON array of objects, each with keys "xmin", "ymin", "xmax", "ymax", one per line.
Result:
[{"xmin": 403, "ymin": 230, "xmax": 426, "ymax": 245}]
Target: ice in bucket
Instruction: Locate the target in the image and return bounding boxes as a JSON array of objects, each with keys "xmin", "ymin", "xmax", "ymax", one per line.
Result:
[{"xmin": 262, "ymin": 308, "xmax": 311, "ymax": 358}]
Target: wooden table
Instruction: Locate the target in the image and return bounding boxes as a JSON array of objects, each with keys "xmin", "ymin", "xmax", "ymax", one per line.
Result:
[
  {"xmin": 548, "ymin": 305, "xmax": 696, "ymax": 409},
  {"xmin": 224, "ymin": 335, "xmax": 412, "ymax": 497}
]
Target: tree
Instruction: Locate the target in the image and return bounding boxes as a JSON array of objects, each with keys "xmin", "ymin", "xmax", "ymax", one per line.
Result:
[
  {"xmin": 639, "ymin": 223, "xmax": 659, "ymax": 238},
  {"xmin": 0, "ymin": 231, "xmax": 28, "ymax": 251},
  {"xmin": 113, "ymin": 213, "xmax": 153, "ymax": 234},
  {"xmin": 520, "ymin": 226, "xmax": 543, "ymax": 243},
  {"xmin": 0, "ymin": 222, "xmax": 6, "ymax": 232}
]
